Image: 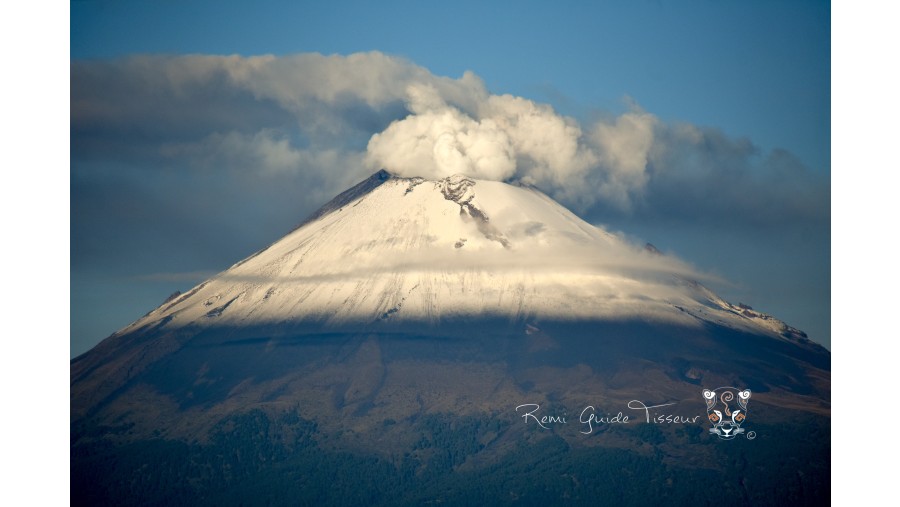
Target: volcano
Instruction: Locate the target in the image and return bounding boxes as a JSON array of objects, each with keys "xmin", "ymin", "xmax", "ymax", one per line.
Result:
[{"xmin": 71, "ymin": 170, "xmax": 830, "ymax": 506}]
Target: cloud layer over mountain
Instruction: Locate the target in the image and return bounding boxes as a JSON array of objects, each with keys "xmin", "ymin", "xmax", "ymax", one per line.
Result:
[{"xmin": 72, "ymin": 52, "xmax": 827, "ymax": 221}]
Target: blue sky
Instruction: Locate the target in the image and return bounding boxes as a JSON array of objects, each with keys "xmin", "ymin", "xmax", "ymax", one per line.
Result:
[{"xmin": 70, "ymin": 0, "xmax": 831, "ymax": 355}]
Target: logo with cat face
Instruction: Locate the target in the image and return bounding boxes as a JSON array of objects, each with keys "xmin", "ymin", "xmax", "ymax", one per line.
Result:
[{"xmin": 703, "ymin": 387, "xmax": 752, "ymax": 440}]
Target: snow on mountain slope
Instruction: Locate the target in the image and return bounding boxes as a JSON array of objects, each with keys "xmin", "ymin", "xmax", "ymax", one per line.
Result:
[{"xmin": 119, "ymin": 171, "xmax": 806, "ymax": 341}]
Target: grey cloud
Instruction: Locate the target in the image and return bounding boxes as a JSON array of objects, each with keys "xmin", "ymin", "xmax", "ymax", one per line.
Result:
[
  {"xmin": 635, "ymin": 124, "xmax": 829, "ymax": 226},
  {"xmin": 71, "ymin": 51, "xmax": 828, "ymax": 279}
]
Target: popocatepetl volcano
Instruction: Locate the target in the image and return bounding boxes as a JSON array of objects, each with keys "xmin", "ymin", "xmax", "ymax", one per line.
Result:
[
  {"xmin": 101, "ymin": 170, "xmax": 808, "ymax": 340},
  {"xmin": 71, "ymin": 170, "xmax": 830, "ymax": 506}
]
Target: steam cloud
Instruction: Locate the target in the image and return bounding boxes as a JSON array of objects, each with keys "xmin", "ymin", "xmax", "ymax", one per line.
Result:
[
  {"xmin": 364, "ymin": 80, "xmax": 661, "ymax": 211},
  {"xmin": 72, "ymin": 51, "xmax": 827, "ymax": 222}
]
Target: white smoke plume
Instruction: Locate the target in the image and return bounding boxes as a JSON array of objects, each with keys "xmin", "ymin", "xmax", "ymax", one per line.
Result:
[
  {"xmin": 364, "ymin": 77, "xmax": 658, "ymax": 211},
  {"xmin": 72, "ymin": 51, "xmax": 827, "ymax": 219}
]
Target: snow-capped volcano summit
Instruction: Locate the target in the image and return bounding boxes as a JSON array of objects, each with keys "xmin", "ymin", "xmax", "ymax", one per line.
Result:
[
  {"xmin": 72, "ymin": 170, "xmax": 829, "ymax": 505},
  {"xmin": 120, "ymin": 170, "xmax": 805, "ymax": 341}
]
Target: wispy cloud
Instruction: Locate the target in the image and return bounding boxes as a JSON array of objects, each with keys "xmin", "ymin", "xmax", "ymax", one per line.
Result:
[{"xmin": 133, "ymin": 271, "xmax": 219, "ymax": 283}]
